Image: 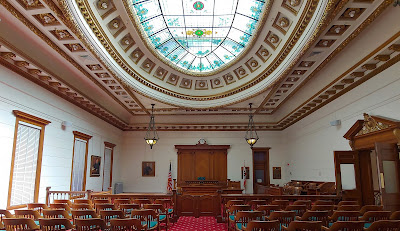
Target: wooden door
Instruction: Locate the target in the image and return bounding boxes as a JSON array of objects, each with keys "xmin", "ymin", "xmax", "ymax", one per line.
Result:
[
  {"xmin": 375, "ymin": 142, "xmax": 400, "ymax": 211},
  {"xmin": 334, "ymin": 151, "xmax": 362, "ymax": 204},
  {"xmin": 252, "ymin": 148, "xmax": 270, "ymax": 193}
]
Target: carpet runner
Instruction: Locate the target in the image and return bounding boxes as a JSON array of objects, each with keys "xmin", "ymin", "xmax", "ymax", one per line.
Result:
[{"xmin": 168, "ymin": 216, "xmax": 227, "ymax": 231}]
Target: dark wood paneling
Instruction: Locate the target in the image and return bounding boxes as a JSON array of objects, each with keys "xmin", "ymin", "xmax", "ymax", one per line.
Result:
[
  {"xmin": 359, "ymin": 150, "xmax": 374, "ymax": 205},
  {"xmin": 177, "ymin": 195, "xmax": 196, "ymax": 216},
  {"xmin": 195, "ymin": 151, "xmax": 210, "ymax": 179}
]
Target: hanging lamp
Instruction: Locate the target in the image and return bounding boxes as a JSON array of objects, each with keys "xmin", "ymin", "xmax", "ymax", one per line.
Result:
[
  {"xmin": 244, "ymin": 103, "xmax": 259, "ymax": 148},
  {"xmin": 144, "ymin": 104, "xmax": 159, "ymax": 149}
]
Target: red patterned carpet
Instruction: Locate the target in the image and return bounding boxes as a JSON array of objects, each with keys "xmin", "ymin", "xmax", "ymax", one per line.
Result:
[{"xmin": 168, "ymin": 216, "xmax": 227, "ymax": 231}]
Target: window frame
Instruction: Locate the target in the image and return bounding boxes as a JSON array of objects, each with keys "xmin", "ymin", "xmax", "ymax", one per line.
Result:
[
  {"xmin": 70, "ymin": 131, "xmax": 92, "ymax": 191},
  {"xmin": 102, "ymin": 142, "xmax": 116, "ymax": 191},
  {"xmin": 7, "ymin": 110, "xmax": 51, "ymax": 209}
]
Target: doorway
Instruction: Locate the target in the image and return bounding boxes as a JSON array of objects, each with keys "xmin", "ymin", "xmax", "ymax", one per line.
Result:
[{"xmin": 252, "ymin": 148, "xmax": 270, "ymax": 193}]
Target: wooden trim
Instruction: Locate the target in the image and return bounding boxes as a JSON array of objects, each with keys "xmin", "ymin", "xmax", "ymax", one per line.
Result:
[
  {"xmin": 175, "ymin": 144, "xmax": 231, "ymax": 150},
  {"xmin": 73, "ymin": 131, "xmax": 93, "ymax": 140},
  {"xmin": 70, "ymin": 131, "xmax": 91, "ymax": 191},
  {"xmin": 7, "ymin": 110, "xmax": 50, "ymax": 209},
  {"xmin": 104, "ymin": 141, "xmax": 116, "ymax": 148},
  {"xmin": 103, "ymin": 142, "xmax": 115, "ymax": 189}
]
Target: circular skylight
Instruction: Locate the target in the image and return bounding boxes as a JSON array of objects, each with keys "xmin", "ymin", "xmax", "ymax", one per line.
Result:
[{"xmin": 131, "ymin": 0, "xmax": 266, "ymax": 74}]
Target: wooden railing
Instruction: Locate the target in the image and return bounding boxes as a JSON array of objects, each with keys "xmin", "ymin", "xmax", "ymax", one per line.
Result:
[{"xmin": 45, "ymin": 187, "xmax": 112, "ymax": 205}]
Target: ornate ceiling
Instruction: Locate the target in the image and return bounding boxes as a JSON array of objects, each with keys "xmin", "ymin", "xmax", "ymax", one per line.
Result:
[{"xmin": 0, "ymin": 0, "xmax": 399, "ymax": 131}]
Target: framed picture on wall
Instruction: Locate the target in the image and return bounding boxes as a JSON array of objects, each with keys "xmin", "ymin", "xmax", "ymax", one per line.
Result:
[
  {"xmin": 273, "ymin": 167, "xmax": 281, "ymax": 179},
  {"xmin": 142, "ymin": 161, "xmax": 155, "ymax": 177},
  {"xmin": 90, "ymin": 155, "xmax": 101, "ymax": 177},
  {"xmin": 241, "ymin": 167, "xmax": 250, "ymax": 179}
]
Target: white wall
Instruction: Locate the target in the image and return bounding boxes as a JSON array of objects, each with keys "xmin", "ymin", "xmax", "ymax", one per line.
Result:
[
  {"xmin": 284, "ymin": 60, "xmax": 400, "ymax": 182},
  {"xmin": 116, "ymin": 130, "xmax": 289, "ymax": 194},
  {"xmin": 0, "ymin": 66, "xmax": 123, "ymax": 208}
]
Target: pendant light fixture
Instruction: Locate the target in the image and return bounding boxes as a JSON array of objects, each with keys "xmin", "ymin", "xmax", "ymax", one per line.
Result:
[
  {"xmin": 244, "ymin": 103, "xmax": 259, "ymax": 148},
  {"xmin": 144, "ymin": 104, "xmax": 159, "ymax": 149}
]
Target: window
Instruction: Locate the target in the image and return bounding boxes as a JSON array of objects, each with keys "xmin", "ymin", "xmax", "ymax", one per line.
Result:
[
  {"xmin": 130, "ymin": 0, "xmax": 267, "ymax": 74},
  {"xmin": 70, "ymin": 131, "xmax": 92, "ymax": 191},
  {"xmin": 8, "ymin": 110, "xmax": 50, "ymax": 209},
  {"xmin": 102, "ymin": 142, "xmax": 115, "ymax": 191}
]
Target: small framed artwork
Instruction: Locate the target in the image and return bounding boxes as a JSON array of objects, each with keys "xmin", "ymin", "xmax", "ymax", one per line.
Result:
[
  {"xmin": 241, "ymin": 167, "xmax": 250, "ymax": 179},
  {"xmin": 273, "ymin": 167, "xmax": 281, "ymax": 179},
  {"xmin": 142, "ymin": 161, "xmax": 155, "ymax": 177},
  {"xmin": 90, "ymin": 155, "xmax": 101, "ymax": 177}
]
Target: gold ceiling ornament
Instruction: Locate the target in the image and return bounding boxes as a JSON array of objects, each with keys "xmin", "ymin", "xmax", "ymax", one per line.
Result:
[
  {"xmin": 356, "ymin": 113, "xmax": 390, "ymax": 136},
  {"xmin": 97, "ymin": 0, "xmax": 109, "ymax": 10}
]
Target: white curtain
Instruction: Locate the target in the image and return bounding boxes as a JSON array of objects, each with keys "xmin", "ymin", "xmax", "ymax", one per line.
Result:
[
  {"xmin": 102, "ymin": 147, "xmax": 112, "ymax": 191},
  {"xmin": 71, "ymin": 138, "xmax": 87, "ymax": 191},
  {"xmin": 10, "ymin": 122, "xmax": 41, "ymax": 206}
]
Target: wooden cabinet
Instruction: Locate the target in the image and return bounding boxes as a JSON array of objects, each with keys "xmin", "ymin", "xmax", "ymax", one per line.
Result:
[{"xmin": 175, "ymin": 144, "xmax": 229, "ymax": 185}]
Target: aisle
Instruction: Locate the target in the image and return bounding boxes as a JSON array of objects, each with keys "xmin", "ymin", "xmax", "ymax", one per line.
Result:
[{"xmin": 169, "ymin": 216, "xmax": 228, "ymax": 231}]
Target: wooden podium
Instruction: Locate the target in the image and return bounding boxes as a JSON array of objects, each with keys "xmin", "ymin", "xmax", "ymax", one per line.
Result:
[{"xmin": 174, "ymin": 143, "xmax": 233, "ymax": 219}]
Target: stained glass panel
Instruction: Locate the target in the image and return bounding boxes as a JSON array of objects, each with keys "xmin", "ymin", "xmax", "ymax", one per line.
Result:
[{"xmin": 131, "ymin": 0, "xmax": 267, "ymax": 73}]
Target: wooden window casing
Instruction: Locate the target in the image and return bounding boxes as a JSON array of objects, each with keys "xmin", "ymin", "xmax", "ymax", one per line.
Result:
[
  {"xmin": 7, "ymin": 110, "xmax": 51, "ymax": 209},
  {"xmin": 70, "ymin": 131, "xmax": 92, "ymax": 191},
  {"xmin": 102, "ymin": 142, "xmax": 116, "ymax": 191}
]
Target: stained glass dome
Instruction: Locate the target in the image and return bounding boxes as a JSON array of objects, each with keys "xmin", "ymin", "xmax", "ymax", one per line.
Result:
[{"xmin": 131, "ymin": 0, "xmax": 266, "ymax": 74}]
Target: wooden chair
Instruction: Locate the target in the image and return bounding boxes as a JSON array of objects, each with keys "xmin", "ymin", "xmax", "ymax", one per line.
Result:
[
  {"xmin": 296, "ymin": 210, "xmax": 329, "ymax": 227},
  {"xmin": 315, "ymin": 200, "xmax": 334, "ymax": 206},
  {"xmin": 114, "ymin": 199, "xmax": 132, "ymax": 208},
  {"xmin": 119, "ymin": 204, "xmax": 140, "ymax": 218},
  {"xmin": 95, "ymin": 203, "xmax": 116, "ymax": 214},
  {"xmin": 110, "ymin": 218, "xmax": 143, "ymax": 231},
  {"xmin": 271, "ymin": 200, "xmax": 290, "ymax": 210},
  {"xmin": 282, "ymin": 221, "xmax": 322, "ymax": 231},
  {"xmin": 154, "ymin": 199, "xmax": 174, "ymax": 219},
  {"xmin": 364, "ymin": 220, "xmax": 400, "ymax": 231},
  {"xmin": 74, "ymin": 199, "xmax": 92, "ymax": 205},
  {"xmin": 234, "ymin": 211, "xmax": 263, "ymax": 231},
  {"xmin": 132, "ymin": 199, "xmax": 152, "ymax": 208},
  {"xmin": 42, "ymin": 209, "xmax": 71, "ymax": 219},
  {"xmin": 329, "ymin": 211, "xmax": 360, "ymax": 222},
  {"xmin": 131, "ymin": 209, "xmax": 159, "ymax": 231},
  {"xmin": 284, "ymin": 204, "xmax": 307, "ymax": 217},
  {"xmin": 144, "ymin": 204, "xmax": 169, "ymax": 230},
  {"xmin": 226, "ymin": 200, "xmax": 246, "ymax": 221},
  {"xmin": 293, "ymin": 200, "xmax": 312, "ymax": 210},
  {"xmin": 337, "ymin": 205, "xmax": 361, "ymax": 211},
  {"xmin": 27, "ymin": 203, "xmax": 49, "ymax": 215},
  {"xmin": 257, "ymin": 205, "xmax": 280, "ymax": 217},
  {"xmin": 52, "ymin": 200, "xmax": 72, "ymax": 207},
  {"xmin": 243, "ymin": 220, "xmax": 280, "ymax": 231},
  {"xmin": 99, "ymin": 210, "xmax": 125, "ymax": 229},
  {"xmin": 360, "ymin": 211, "xmax": 391, "ymax": 228},
  {"xmin": 75, "ymin": 218, "xmax": 105, "ymax": 231},
  {"xmin": 359, "ymin": 205, "xmax": 383, "ymax": 215},
  {"xmin": 248, "ymin": 200, "xmax": 267, "ymax": 210},
  {"xmin": 311, "ymin": 205, "xmax": 335, "ymax": 216},
  {"xmin": 14, "ymin": 210, "xmax": 42, "ymax": 220},
  {"xmin": 93, "ymin": 199, "xmax": 110, "ymax": 205},
  {"xmin": 322, "ymin": 221, "xmax": 365, "ymax": 231},
  {"xmin": 0, "ymin": 210, "xmax": 14, "ymax": 229},
  {"xmin": 228, "ymin": 205, "xmax": 251, "ymax": 230},
  {"xmin": 266, "ymin": 211, "xmax": 296, "ymax": 228},
  {"xmin": 3, "ymin": 218, "xmax": 39, "ymax": 230},
  {"xmin": 71, "ymin": 210, "xmax": 98, "ymax": 225},
  {"xmin": 38, "ymin": 218, "xmax": 73, "ymax": 230},
  {"xmin": 390, "ymin": 211, "xmax": 400, "ymax": 220},
  {"xmin": 72, "ymin": 203, "xmax": 93, "ymax": 210},
  {"xmin": 337, "ymin": 201, "xmax": 359, "ymax": 207},
  {"xmin": 49, "ymin": 203, "xmax": 71, "ymax": 212}
]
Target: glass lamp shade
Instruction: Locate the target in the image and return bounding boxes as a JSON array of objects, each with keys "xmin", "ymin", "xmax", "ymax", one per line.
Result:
[
  {"xmin": 144, "ymin": 104, "xmax": 159, "ymax": 149},
  {"xmin": 145, "ymin": 138, "xmax": 157, "ymax": 148},
  {"xmin": 246, "ymin": 137, "xmax": 258, "ymax": 146}
]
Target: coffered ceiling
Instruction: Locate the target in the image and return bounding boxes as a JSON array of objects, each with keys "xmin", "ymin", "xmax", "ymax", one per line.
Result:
[{"xmin": 0, "ymin": 0, "xmax": 399, "ymax": 131}]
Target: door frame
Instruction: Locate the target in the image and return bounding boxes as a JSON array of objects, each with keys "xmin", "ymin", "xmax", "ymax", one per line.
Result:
[{"xmin": 252, "ymin": 147, "xmax": 270, "ymax": 193}]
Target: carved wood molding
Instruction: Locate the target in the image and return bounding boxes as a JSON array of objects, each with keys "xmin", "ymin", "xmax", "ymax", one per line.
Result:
[
  {"xmin": 104, "ymin": 141, "xmax": 116, "ymax": 148},
  {"xmin": 13, "ymin": 110, "xmax": 51, "ymax": 126},
  {"xmin": 73, "ymin": 131, "xmax": 92, "ymax": 140}
]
